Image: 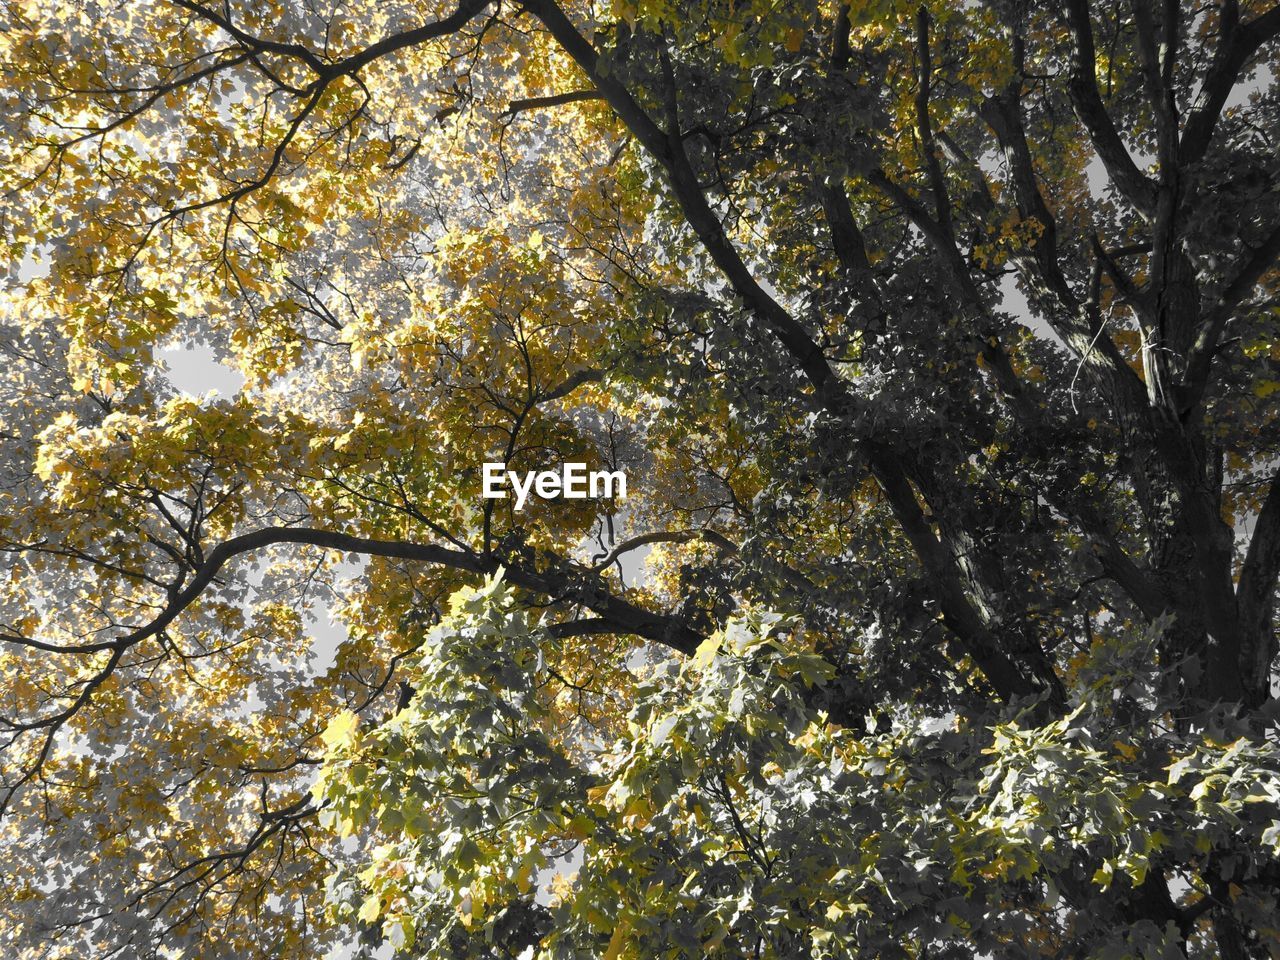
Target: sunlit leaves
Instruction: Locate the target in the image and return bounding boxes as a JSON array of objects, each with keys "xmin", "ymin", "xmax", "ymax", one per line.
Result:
[
  {"xmin": 319, "ymin": 581, "xmax": 1280, "ymax": 958},
  {"xmin": 1, "ymin": 0, "xmax": 1279, "ymax": 955}
]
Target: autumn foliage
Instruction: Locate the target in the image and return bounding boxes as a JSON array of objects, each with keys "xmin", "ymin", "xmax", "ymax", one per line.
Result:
[{"xmin": 1, "ymin": 0, "xmax": 1279, "ymax": 957}]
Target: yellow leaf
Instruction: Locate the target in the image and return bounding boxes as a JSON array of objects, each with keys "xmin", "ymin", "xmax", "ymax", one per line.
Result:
[
  {"xmin": 703, "ymin": 922, "xmax": 728, "ymax": 950},
  {"xmin": 1254, "ymin": 379, "xmax": 1280, "ymax": 399},
  {"xmin": 566, "ymin": 813, "xmax": 595, "ymax": 839},
  {"xmin": 516, "ymin": 860, "xmax": 534, "ymax": 894},
  {"xmin": 321, "ymin": 710, "xmax": 360, "ymax": 750},
  {"xmin": 1112, "ymin": 740, "xmax": 1138, "ymax": 761},
  {"xmin": 622, "ymin": 795, "xmax": 653, "ymax": 828},
  {"xmin": 586, "ymin": 784, "xmax": 610, "ymax": 806},
  {"xmin": 690, "ymin": 634, "xmax": 722, "ymax": 672},
  {"xmin": 603, "ymin": 918, "xmax": 630, "ymax": 960}
]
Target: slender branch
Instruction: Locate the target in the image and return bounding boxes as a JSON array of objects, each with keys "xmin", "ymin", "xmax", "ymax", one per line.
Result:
[
  {"xmin": 591, "ymin": 528, "xmax": 737, "ymax": 571},
  {"xmin": 166, "ymin": 0, "xmax": 329, "ymax": 72},
  {"xmin": 168, "ymin": 0, "xmax": 493, "ymax": 81}
]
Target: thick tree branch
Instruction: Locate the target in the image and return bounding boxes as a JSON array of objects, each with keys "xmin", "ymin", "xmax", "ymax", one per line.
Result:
[
  {"xmin": 537, "ymin": 367, "xmax": 605, "ymax": 403},
  {"xmin": 0, "ymin": 523, "xmax": 705, "ymax": 813},
  {"xmin": 501, "ymin": 89, "xmax": 604, "ymax": 118},
  {"xmin": 817, "ymin": 178, "xmax": 871, "ymax": 274},
  {"xmin": 1085, "ymin": 520, "xmax": 1167, "ymax": 620},
  {"xmin": 1063, "ymin": 0, "xmax": 1158, "ymax": 214},
  {"xmin": 521, "ymin": 0, "xmax": 838, "ymax": 396},
  {"xmin": 322, "ymin": 0, "xmax": 494, "ymax": 77},
  {"xmin": 816, "ymin": 1, "xmax": 871, "ymax": 276},
  {"xmin": 980, "ymin": 86, "xmax": 1074, "ymax": 307},
  {"xmin": 1181, "ymin": 2, "xmax": 1280, "ymax": 167},
  {"xmin": 2, "ymin": 528, "xmax": 703, "ymax": 659},
  {"xmin": 1183, "ymin": 222, "xmax": 1280, "ymax": 402},
  {"xmin": 913, "ymin": 6, "xmax": 955, "ymax": 242},
  {"xmin": 867, "ymin": 445, "xmax": 1048, "ymax": 703},
  {"xmin": 1237, "ymin": 473, "xmax": 1280, "ymax": 705},
  {"xmin": 521, "ymin": 1, "xmax": 1058, "ymax": 705}
]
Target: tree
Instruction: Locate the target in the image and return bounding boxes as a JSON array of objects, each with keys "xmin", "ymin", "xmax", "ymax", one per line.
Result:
[{"xmin": 0, "ymin": 0, "xmax": 1278, "ymax": 955}]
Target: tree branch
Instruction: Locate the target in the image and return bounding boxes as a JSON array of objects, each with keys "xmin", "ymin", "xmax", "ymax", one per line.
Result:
[
  {"xmin": 913, "ymin": 6, "xmax": 955, "ymax": 241},
  {"xmin": 591, "ymin": 528, "xmax": 736, "ymax": 571},
  {"xmin": 1236, "ymin": 472, "xmax": 1280, "ymax": 705},
  {"xmin": 168, "ymin": 0, "xmax": 494, "ymax": 81},
  {"xmin": 1183, "ymin": 221, "xmax": 1280, "ymax": 403},
  {"xmin": 1063, "ymin": 0, "xmax": 1158, "ymax": 214},
  {"xmin": 522, "ymin": 0, "xmax": 1054, "ymax": 706},
  {"xmin": 521, "ymin": 0, "xmax": 839, "ymax": 397},
  {"xmin": 1180, "ymin": 1, "xmax": 1280, "ymax": 167},
  {"xmin": 500, "ymin": 89, "xmax": 604, "ymax": 118}
]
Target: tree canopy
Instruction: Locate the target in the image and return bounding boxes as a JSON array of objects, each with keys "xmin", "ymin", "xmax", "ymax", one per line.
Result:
[{"xmin": 1, "ymin": 0, "xmax": 1279, "ymax": 957}]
